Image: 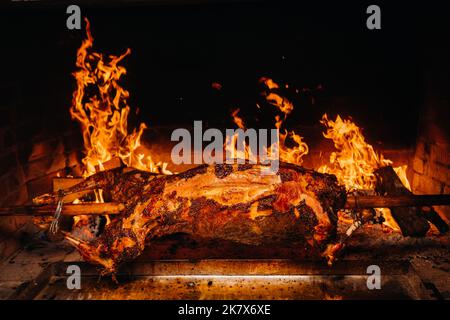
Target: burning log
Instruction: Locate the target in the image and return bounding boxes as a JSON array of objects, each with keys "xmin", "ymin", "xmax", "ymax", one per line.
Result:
[
  {"xmin": 375, "ymin": 166, "xmax": 449, "ymax": 236},
  {"xmin": 53, "ymin": 178, "xmax": 84, "ymax": 191},
  {"xmin": 421, "ymin": 206, "xmax": 450, "ymax": 234},
  {"xmin": 95, "ymin": 157, "xmax": 123, "ymax": 172}
]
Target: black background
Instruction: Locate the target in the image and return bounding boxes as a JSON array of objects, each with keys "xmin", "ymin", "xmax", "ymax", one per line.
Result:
[
  {"xmin": 0, "ymin": 299, "xmax": 448, "ymax": 317},
  {"xmin": 2, "ymin": 0, "xmax": 450, "ymax": 148}
]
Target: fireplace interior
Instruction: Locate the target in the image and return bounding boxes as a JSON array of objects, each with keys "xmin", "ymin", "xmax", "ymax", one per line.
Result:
[{"xmin": 0, "ymin": 1, "xmax": 449, "ymax": 300}]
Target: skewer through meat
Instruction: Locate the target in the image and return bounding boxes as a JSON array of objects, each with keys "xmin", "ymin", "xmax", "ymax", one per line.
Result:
[{"xmin": 35, "ymin": 162, "xmax": 347, "ymax": 275}]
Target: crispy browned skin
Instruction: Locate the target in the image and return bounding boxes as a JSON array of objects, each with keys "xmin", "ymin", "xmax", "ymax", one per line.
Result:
[{"xmin": 39, "ymin": 163, "xmax": 346, "ymax": 274}]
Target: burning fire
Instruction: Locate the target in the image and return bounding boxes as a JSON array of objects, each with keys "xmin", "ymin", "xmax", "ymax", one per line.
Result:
[
  {"xmin": 67, "ymin": 19, "xmax": 411, "ymax": 235},
  {"xmin": 68, "ymin": 18, "xmax": 170, "ymax": 236},
  {"xmin": 228, "ymin": 78, "xmax": 309, "ymax": 165},
  {"xmin": 229, "ymin": 80, "xmax": 411, "ymax": 231},
  {"xmin": 260, "ymin": 77, "xmax": 309, "ymax": 165},
  {"xmin": 71, "ymin": 18, "xmax": 169, "ymax": 178},
  {"xmin": 226, "ymin": 108, "xmax": 254, "ymax": 162},
  {"xmin": 318, "ymin": 114, "xmax": 411, "ymax": 230},
  {"xmin": 318, "ymin": 114, "xmax": 393, "ymax": 191}
]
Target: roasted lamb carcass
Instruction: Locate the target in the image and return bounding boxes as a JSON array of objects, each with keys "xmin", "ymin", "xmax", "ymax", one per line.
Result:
[{"xmin": 34, "ymin": 162, "xmax": 347, "ymax": 275}]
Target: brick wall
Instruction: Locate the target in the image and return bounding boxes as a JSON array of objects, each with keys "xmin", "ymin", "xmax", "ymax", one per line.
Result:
[
  {"xmin": 412, "ymin": 138, "xmax": 449, "ymax": 195},
  {"xmin": 410, "ymin": 65, "xmax": 450, "ymax": 221},
  {"xmin": 0, "ymin": 81, "xmax": 83, "ymax": 261}
]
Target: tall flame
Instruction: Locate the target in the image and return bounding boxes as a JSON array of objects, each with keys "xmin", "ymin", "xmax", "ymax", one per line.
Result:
[
  {"xmin": 71, "ymin": 18, "xmax": 169, "ymax": 177},
  {"xmin": 69, "ymin": 18, "xmax": 171, "ymax": 235}
]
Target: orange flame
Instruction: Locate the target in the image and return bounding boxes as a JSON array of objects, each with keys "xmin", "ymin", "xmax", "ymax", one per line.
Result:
[
  {"xmin": 278, "ymin": 128, "xmax": 309, "ymax": 165},
  {"xmin": 71, "ymin": 18, "xmax": 169, "ymax": 177},
  {"xmin": 318, "ymin": 114, "xmax": 412, "ymax": 231},
  {"xmin": 231, "ymin": 108, "xmax": 246, "ymax": 130},
  {"xmin": 317, "ymin": 114, "xmax": 392, "ymax": 191},
  {"xmin": 69, "ymin": 18, "xmax": 171, "ymax": 234},
  {"xmin": 261, "ymin": 78, "xmax": 308, "ymax": 165},
  {"xmin": 228, "ymin": 78, "xmax": 308, "ymax": 165},
  {"xmin": 226, "ymin": 108, "xmax": 258, "ymax": 161}
]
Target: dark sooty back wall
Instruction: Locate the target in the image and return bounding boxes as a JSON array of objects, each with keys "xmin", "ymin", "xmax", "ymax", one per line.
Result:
[{"xmin": 3, "ymin": 1, "xmax": 441, "ymax": 149}]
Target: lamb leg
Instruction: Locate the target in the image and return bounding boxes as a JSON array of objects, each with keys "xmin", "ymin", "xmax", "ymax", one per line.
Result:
[
  {"xmin": 33, "ymin": 169, "xmax": 120, "ymax": 205},
  {"xmin": 33, "ymin": 168, "xmax": 157, "ymax": 205}
]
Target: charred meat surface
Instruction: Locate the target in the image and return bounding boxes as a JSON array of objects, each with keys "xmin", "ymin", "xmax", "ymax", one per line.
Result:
[{"xmin": 36, "ymin": 162, "xmax": 346, "ymax": 274}]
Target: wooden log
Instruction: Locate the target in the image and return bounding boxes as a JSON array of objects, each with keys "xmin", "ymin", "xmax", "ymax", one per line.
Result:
[
  {"xmin": 53, "ymin": 178, "xmax": 84, "ymax": 192},
  {"xmin": 421, "ymin": 206, "xmax": 449, "ymax": 234},
  {"xmin": 344, "ymin": 194, "xmax": 450, "ymax": 209},
  {"xmin": 52, "ymin": 158, "xmax": 123, "ymax": 203},
  {"xmin": 95, "ymin": 157, "xmax": 123, "ymax": 172},
  {"xmin": 374, "ymin": 166, "xmax": 448, "ymax": 237},
  {"xmin": 0, "ymin": 203, "xmax": 124, "ymax": 216}
]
